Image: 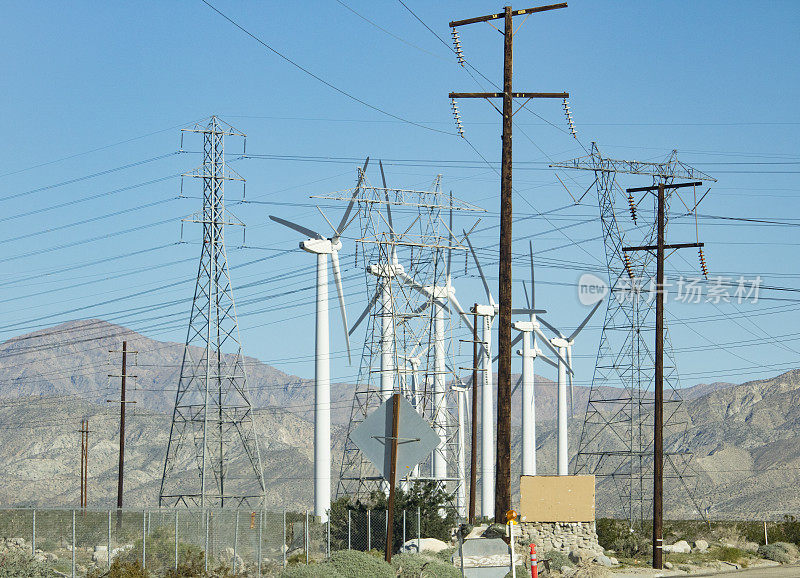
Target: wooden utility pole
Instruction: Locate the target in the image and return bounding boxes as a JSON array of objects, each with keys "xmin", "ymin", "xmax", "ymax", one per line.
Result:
[
  {"xmin": 118, "ymin": 341, "xmax": 127, "ymax": 511},
  {"xmin": 108, "ymin": 341, "xmax": 136, "ymax": 528},
  {"xmin": 623, "ymin": 180, "xmax": 703, "ymax": 569},
  {"xmin": 450, "ymin": 2, "xmax": 568, "ymax": 521},
  {"xmin": 385, "ymin": 393, "xmax": 401, "ymax": 563},
  {"xmin": 79, "ymin": 419, "xmax": 89, "ymax": 509},
  {"xmin": 470, "ymin": 306, "xmax": 479, "ymax": 524}
]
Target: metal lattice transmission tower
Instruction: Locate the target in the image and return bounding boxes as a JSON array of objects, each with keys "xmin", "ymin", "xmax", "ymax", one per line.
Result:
[
  {"xmin": 333, "ymin": 173, "xmax": 482, "ymax": 513},
  {"xmin": 160, "ymin": 116, "xmax": 265, "ymax": 508},
  {"xmin": 552, "ymin": 143, "xmax": 715, "ymax": 526}
]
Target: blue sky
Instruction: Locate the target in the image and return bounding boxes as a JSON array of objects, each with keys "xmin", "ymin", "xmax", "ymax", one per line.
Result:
[{"xmin": 1, "ymin": 1, "xmax": 799, "ymax": 393}]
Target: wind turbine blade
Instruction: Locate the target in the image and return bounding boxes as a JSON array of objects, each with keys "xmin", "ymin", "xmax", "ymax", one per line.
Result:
[
  {"xmin": 446, "ymin": 293, "xmax": 475, "ymax": 336},
  {"xmin": 463, "ymin": 230, "xmax": 495, "ymax": 306},
  {"xmin": 567, "ymin": 345, "xmax": 574, "ymax": 417},
  {"xmin": 348, "ymin": 286, "xmax": 380, "ymax": 336},
  {"xmin": 330, "ymin": 250, "xmax": 351, "ymax": 364},
  {"xmin": 379, "ymin": 160, "xmax": 396, "ymax": 240},
  {"xmin": 512, "ymin": 308, "xmax": 547, "ymax": 315},
  {"xmin": 538, "ymin": 351, "xmax": 558, "ymax": 368},
  {"xmin": 522, "ymin": 281, "xmax": 530, "ymax": 309},
  {"xmin": 269, "ymin": 215, "xmax": 323, "ymax": 240},
  {"xmin": 537, "ymin": 316, "xmax": 564, "ymax": 338},
  {"xmin": 533, "ymin": 325, "xmax": 573, "ymax": 374},
  {"xmin": 511, "ymin": 373, "xmax": 524, "ymax": 397},
  {"xmin": 568, "ymin": 299, "xmax": 604, "ymax": 342},
  {"xmin": 493, "ymin": 333, "xmax": 523, "ymax": 363},
  {"xmin": 529, "ymin": 240, "xmax": 536, "ymax": 309},
  {"xmin": 336, "ymin": 156, "xmax": 369, "ymax": 237}
]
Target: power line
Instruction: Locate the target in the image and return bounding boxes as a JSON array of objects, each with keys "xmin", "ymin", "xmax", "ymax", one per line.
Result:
[{"xmin": 199, "ymin": 0, "xmax": 453, "ymax": 135}]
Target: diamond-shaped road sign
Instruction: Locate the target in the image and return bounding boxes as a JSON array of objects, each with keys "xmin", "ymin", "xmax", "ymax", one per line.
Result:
[{"xmin": 350, "ymin": 395, "xmax": 440, "ymax": 483}]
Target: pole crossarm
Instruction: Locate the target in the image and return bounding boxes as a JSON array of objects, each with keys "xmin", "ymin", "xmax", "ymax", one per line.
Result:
[
  {"xmin": 551, "ymin": 148, "xmax": 717, "ymax": 182},
  {"xmin": 623, "ymin": 242, "xmax": 704, "ymax": 252},
  {"xmin": 449, "ymin": 92, "xmax": 568, "ymax": 99},
  {"xmin": 449, "ymin": 3, "xmax": 567, "ymax": 27},
  {"xmin": 626, "ymin": 181, "xmax": 703, "ymax": 193}
]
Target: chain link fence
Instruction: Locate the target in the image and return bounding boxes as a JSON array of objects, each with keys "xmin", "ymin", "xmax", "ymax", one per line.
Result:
[{"xmin": 0, "ymin": 506, "xmax": 443, "ymax": 577}]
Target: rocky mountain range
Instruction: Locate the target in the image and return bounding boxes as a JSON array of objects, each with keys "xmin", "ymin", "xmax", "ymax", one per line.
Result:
[{"xmin": 0, "ymin": 319, "xmax": 797, "ymax": 520}]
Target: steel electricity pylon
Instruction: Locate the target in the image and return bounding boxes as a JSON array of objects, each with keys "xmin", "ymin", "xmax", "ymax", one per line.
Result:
[
  {"xmin": 334, "ymin": 169, "xmax": 483, "ymax": 512},
  {"xmin": 160, "ymin": 116, "xmax": 265, "ymax": 508},
  {"xmin": 551, "ymin": 143, "xmax": 715, "ymax": 530}
]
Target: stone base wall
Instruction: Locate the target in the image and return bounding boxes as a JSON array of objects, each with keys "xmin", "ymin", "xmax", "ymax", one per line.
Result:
[{"xmin": 517, "ymin": 521, "xmax": 604, "ymax": 558}]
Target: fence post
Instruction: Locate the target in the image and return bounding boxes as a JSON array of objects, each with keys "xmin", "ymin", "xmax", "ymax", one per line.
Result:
[
  {"xmin": 282, "ymin": 510, "xmax": 286, "ymax": 569},
  {"xmin": 385, "ymin": 508, "xmax": 389, "ymax": 552},
  {"xmin": 31, "ymin": 509, "xmax": 36, "ymax": 556},
  {"xmin": 347, "ymin": 510, "xmax": 351, "ymax": 550},
  {"xmin": 204, "ymin": 510, "xmax": 210, "ymax": 573},
  {"xmin": 257, "ymin": 509, "xmax": 263, "ymax": 577},
  {"xmin": 417, "ymin": 507, "xmax": 421, "ymax": 553},
  {"xmin": 174, "ymin": 509, "xmax": 179, "ymax": 570},
  {"xmin": 368, "ymin": 509, "xmax": 371, "ymax": 551},
  {"xmin": 107, "ymin": 510, "xmax": 111, "ymax": 569},
  {"xmin": 327, "ymin": 513, "xmax": 331, "ymax": 559},
  {"xmin": 764, "ymin": 521, "xmax": 769, "ymax": 545},
  {"xmin": 233, "ymin": 510, "xmax": 240, "ymax": 575},
  {"xmin": 71, "ymin": 510, "xmax": 76, "ymax": 578},
  {"xmin": 403, "ymin": 510, "xmax": 406, "ymax": 549},
  {"xmin": 142, "ymin": 510, "xmax": 147, "ymax": 569},
  {"xmin": 305, "ymin": 509, "xmax": 309, "ymax": 565}
]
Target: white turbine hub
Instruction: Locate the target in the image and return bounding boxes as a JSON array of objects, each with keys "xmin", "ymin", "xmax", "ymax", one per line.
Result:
[
  {"xmin": 474, "ymin": 304, "xmax": 496, "ymax": 316},
  {"xmin": 368, "ymin": 262, "xmax": 405, "ymax": 278},
  {"xmin": 300, "ymin": 238, "xmax": 341, "ymax": 255},
  {"xmin": 551, "ymin": 336, "xmax": 569, "ymax": 348}
]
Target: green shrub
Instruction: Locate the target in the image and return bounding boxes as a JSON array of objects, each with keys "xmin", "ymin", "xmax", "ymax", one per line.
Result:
[
  {"xmin": 328, "ymin": 550, "xmax": 395, "ymax": 578},
  {"xmin": 434, "ymin": 547, "xmax": 456, "ymax": 563},
  {"xmin": 391, "ymin": 552, "xmax": 460, "ymax": 577},
  {"xmin": 713, "ymin": 546, "xmax": 744, "ymax": 563},
  {"xmin": 544, "ymin": 549, "xmax": 572, "ymax": 569},
  {"xmin": 503, "ymin": 566, "xmax": 527, "ymax": 578},
  {"xmin": 758, "ymin": 542, "xmax": 798, "ymax": 563},
  {"xmin": 595, "ymin": 518, "xmax": 647, "ymax": 557},
  {"xmin": 329, "ymin": 481, "xmax": 457, "ymax": 553},
  {"xmin": 0, "ymin": 550, "xmax": 53, "ymax": 578},
  {"xmin": 280, "ymin": 563, "xmax": 343, "ymax": 578}
]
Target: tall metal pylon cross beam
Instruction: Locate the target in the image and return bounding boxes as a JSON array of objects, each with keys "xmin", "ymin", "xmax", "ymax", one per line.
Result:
[{"xmin": 160, "ymin": 116, "xmax": 265, "ymax": 508}]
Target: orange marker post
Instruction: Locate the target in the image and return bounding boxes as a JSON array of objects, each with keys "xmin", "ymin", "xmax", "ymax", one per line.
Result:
[{"xmin": 530, "ymin": 543, "xmax": 538, "ymax": 578}]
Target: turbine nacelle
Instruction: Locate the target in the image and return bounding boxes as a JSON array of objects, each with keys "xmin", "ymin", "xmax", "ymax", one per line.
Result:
[
  {"xmin": 300, "ymin": 238, "xmax": 342, "ymax": 255},
  {"xmin": 368, "ymin": 262, "xmax": 405, "ymax": 279},
  {"xmin": 551, "ymin": 336, "xmax": 570, "ymax": 349},
  {"xmin": 473, "ymin": 304, "xmax": 496, "ymax": 317}
]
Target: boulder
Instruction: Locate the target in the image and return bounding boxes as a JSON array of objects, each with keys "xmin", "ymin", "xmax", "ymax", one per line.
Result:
[
  {"xmin": 664, "ymin": 540, "xmax": 691, "ymax": 554},
  {"xmin": 594, "ymin": 554, "xmax": 613, "ymax": 567},
  {"xmin": 693, "ymin": 539, "xmax": 709, "ymax": 552},
  {"xmin": 569, "ymin": 548, "xmax": 594, "ymax": 564},
  {"xmin": 400, "ymin": 537, "xmax": 450, "ymax": 554},
  {"xmin": 664, "ymin": 561, "xmax": 674, "ymax": 569},
  {"xmin": 742, "ymin": 541, "xmax": 759, "ymax": 553}
]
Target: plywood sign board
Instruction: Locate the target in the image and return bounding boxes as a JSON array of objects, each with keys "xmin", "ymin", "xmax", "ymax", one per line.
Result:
[{"xmin": 519, "ymin": 475, "xmax": 595, "ymax": 522}]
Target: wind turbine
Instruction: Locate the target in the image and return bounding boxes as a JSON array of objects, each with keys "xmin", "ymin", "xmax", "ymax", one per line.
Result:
[
  {"xmin": 268, "ymin": 157, "xmax": 368, "ymax": 522},
  {"xmin": 538, "ymin": 299, "xmax": 603, "ymax": 476},
  {"xmin": 509, "ymin": 242, "xmax": 559, "ymax": 476},
  {"xmin": 462, "ymin": 234, "xmax": 552, "ymax": 518}
]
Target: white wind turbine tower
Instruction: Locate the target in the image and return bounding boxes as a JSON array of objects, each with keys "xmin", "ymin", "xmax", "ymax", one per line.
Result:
[
  {"xmin": 268, "ymin": 158, "xmax": 368, "ymax": 522},
  {"xmin": 509, "ymin": 242, "xmax": 559, "ymax": 476},
  {"xmin": 462, "ymin": 234, "xmax": 557, "ymax": 517},
  {"xmin": 538, "ymin": 299, "xmax": 604, "ymax": 476}
]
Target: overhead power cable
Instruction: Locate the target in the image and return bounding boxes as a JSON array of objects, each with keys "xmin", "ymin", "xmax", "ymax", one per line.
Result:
[{"xmin": 199, "ymin": 0, "xmax": 453, "ymax": 135}]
